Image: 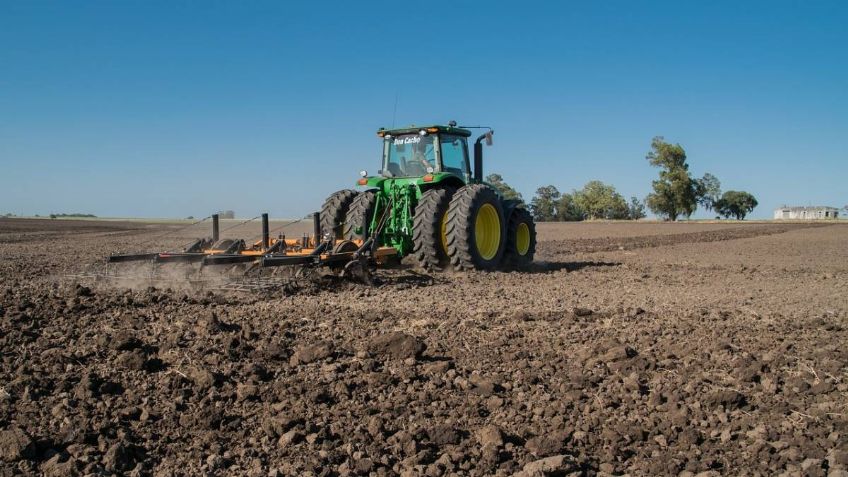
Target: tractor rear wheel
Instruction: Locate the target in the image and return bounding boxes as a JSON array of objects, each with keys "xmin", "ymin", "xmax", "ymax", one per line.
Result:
[
  {"xmin": 446, "ymin": 184, "xmax": 506, "ymax": 270},
  {"xmin": 503, "ymin": 207, "xmax": 536, "ymax": 268},
  {"xmin": 412, "ymin": 186, "xmax": 455, "ymax": 270},
  {"xmin": 343, "ymin": 190, "xmax": 377, "ymax": 241},
  {"xmin": 320, "ymin": 189, "xmax": 358, "ymax": 240}
]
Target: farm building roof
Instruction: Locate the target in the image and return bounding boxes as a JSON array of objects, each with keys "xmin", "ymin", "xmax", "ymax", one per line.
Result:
[{"xmin": 775, "ymin": 206, "xmax": 839, "ymax": 211}]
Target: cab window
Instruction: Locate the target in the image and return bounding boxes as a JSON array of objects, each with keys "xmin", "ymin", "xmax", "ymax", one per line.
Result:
[
  {"xmin": 439, "ymin": 135, "xmax": 469, "ymax": 176},
  {"xmin": 383, "ymin": 134, "xmax": 436, "ymax": 177}
]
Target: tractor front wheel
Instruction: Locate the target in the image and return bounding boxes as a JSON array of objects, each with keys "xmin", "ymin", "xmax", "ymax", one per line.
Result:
[
  {"xmin": 503, "ymin": 207, "xmax": 536, "ymax": 268},
  {"xmin": 446, "ymin": 184, "xmax": 506, "ymax": 270},
  {"xmin": 412, "ymin": 187, "xmax": 455, "ymax": 270},
  {"xmin": 344, "ymin": 190, "xmax": 377, "ymax": 241},
  {"xmin": 320, "ymin": 189, "xmax": 358, "ymax": 240}
]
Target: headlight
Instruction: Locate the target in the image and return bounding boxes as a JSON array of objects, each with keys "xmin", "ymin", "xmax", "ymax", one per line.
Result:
[{"xmin": 359, "ymin": 170, "xmax": 368, "ymax": 177}]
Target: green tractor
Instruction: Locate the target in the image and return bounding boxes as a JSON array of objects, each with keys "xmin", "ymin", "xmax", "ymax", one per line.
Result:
[{"xmin": 320, "ymin": 122, "xmax": 536, "ymax": 271}]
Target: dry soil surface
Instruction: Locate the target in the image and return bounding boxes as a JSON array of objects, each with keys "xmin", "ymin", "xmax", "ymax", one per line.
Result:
[{"xmin": 0, "ymin": 218, "xmax": 846, "ymax": 476}]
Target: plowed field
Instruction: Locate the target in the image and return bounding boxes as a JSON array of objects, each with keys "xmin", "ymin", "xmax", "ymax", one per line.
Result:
[{"xmin": 1, "ymin": 218, "xmax": 846, "ymax": 476}]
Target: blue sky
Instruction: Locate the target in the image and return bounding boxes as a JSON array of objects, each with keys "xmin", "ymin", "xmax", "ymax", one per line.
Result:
[{"xmin": 1, "ymin": 1, "xmax": 845, "ymax": 219}]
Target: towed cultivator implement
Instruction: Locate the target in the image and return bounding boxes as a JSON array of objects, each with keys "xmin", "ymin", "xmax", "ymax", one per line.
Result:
[{"xmin": 89, "ymin": 212, "xmax": 398, "ymax": 290}]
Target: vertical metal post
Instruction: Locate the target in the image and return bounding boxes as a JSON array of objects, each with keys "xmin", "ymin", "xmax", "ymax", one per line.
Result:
[
  {"xmin": 261, "ymin": 213, "xmax": 269, "ymax": 249},
  {"xmin": 212, "ymin": 214, "xmax": 220, "ymax": 242},
  {"xmin": 312, "ymin": 212, "xmax": 321, "ymax": 246},
  {"xmin": 473, "ymin": 141, "xmax": 483, "ymax": 182}
]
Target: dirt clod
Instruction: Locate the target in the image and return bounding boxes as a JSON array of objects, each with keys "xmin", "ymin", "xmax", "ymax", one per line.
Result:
[
  {"xmin": 427, "ymin": 425, "xmax": 461, "ymax": 446},
  {"xmin": 525, "ymin": 433, "xmax": 568, "ymax": 457},
  {"xmin": 704, "ymin": 389, "xmax": 748, "ymax": 410},
  {"xmin": 573, "ymin": 307, "xmax": 593, "ymax": 316},
  {"xmin": 0, "ymin": 428, "xmax": 34, "ymax": 462},
  {"xmin": 278, "ymin": 429, "xmax": 303, "ymax": 448},
  {"xmin": 366, "ymin": 331, "xmax": 425, "ymax": 360},
  {"xmin": 103, "ymin": 442, "xmax": 140, "ymax": 472},
  {"xmin": 515, "ymin": 454, "xmax": 577, "ymax": 476},
  {"xmin": 289, "ymin": 341, "xmax": 334, "ymax": 365},
  {"xmin": 476, "ymin": 425, "xmax": 504, "ymax": 448}
]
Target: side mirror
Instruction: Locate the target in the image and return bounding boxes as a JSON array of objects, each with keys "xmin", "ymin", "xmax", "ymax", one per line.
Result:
[{"xmin": 485, "ymin": 131, "xmax": 494, "ymax": 146}]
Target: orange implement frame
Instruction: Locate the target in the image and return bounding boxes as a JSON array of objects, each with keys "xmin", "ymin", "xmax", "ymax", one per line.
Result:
[{"xmin": 107, "ymin": 212, "xmax": 397, "ymax": 270}]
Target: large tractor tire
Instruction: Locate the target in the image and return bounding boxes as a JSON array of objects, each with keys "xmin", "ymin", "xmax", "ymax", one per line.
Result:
[
  {"xmin": 503, "ymin": 207, "xmax": 536, "ymax": 268},
  {"xmin": 446, "ymin": 184, "xmax": 506, "ymax": 270},
  {"xmin": 343, "ymin": 190, "xmax": 377, "ymax": 241},
  {"xmin": 412, "ymin": 186, "xmax": 456, "ymax": 270},
  {"xmin": 320, "ymin": 189, "xmax": 358, "ymax": 240}
]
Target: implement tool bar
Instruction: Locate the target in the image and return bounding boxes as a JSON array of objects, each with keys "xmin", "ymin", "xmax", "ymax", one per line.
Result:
[{"xmin": 108, "ymin": 253, "xmax": 160, "ymax": 263}]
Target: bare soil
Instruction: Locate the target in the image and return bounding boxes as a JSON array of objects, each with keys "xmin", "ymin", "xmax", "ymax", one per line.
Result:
[{"xmin": 1, "ymin": 218, "xmax": 846, "ymax": 476}]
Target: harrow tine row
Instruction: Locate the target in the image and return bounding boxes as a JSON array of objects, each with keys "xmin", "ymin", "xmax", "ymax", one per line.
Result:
[
  {"xmin": 212, "ymin": 277, "xmax": 297, "ymax": 292},
  {"xmin": 94, "ymin": 210, "xmax": 397, "ymax": 291}
]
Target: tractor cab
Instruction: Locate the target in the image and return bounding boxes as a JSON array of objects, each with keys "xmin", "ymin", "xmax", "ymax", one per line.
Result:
[{"xmin": 377, "ymin": 125, "xmax": 473, "ymax": 180}]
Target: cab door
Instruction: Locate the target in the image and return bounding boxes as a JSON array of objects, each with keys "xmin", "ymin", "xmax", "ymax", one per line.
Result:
[{"xmin": 437, "ymin": 134, "xmax": 471, "ymax": 181}]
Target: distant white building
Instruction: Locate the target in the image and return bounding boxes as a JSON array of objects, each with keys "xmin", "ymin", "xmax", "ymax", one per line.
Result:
[{"xmin": 774, "ymin": 206, "xmax": 839, "ymax": 220}]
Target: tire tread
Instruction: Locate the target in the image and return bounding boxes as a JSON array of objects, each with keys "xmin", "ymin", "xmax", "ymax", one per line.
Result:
[
  {"xmin": 343, "ymin": 191, "xmax": 377, "ymax": 240},
  {"xmin": 412, "ymin": 187, "xmax": 455, "ymax": 270},
  {"xmin": 320, "ymin": 189, "xmax": 358, "ymax": 239},
  {"xmin": 445, "ymin": 184, "xmax": 505, "ymax": 270},
  {"xmin": 503, "ymin": 207, "xmax": 537, "ymax": 268}
]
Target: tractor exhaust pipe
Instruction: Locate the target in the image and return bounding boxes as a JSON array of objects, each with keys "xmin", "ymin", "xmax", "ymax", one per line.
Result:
[
  {"xmin": 473, "ymin": 131, "xmax": 493, "ymax": 182},
  {"xmin": 212, "ymin": 214, "xmax": 220, "ymax": 242},
  {"xmin": 474, "ymin": 141, "xmax": 483, "ymax": 182},
  {"xmin": 261, "ymin": 213, "xmax": 269, "ymax": 249}
]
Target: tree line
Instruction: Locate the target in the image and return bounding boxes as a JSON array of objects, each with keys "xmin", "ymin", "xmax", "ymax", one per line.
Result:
[{"xmin": 488, "ymin": 136, "xmax": 758, "ymax": 221}]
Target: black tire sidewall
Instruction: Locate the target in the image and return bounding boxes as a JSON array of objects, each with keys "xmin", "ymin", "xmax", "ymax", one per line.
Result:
[
  {"xmin": 344, "ymin": 191, "xmax": 377, "ymax": 241},
  {"xmin": 447, "ymin": 184, "xmax": 506, "ymax": 270},
  {"xmin": 320, "ymin": 189, "xmax": 358, "ymax": 239},
  {"xmin": 505, "ymin": 207, "xmax": 536, "ymax": 267},
  {"xmin": 412, "ymin": 186, "xmax": 455, "ymax": 270}
]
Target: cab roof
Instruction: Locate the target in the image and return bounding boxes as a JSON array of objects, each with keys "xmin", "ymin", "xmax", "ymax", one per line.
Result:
[{"xmin": 378, "ymin": 125, "xmax": 472, "ymax": 138}]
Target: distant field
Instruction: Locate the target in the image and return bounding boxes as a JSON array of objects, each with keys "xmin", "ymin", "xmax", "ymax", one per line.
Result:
[{"xmin": 2, "ymin": 216, "xmax": 843, "ymax": 243}]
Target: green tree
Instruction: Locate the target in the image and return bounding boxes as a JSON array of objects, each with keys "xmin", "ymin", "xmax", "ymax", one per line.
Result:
[
  {"xmin": 628, "ymin": 196, "xmax": 647, "ymax": 220},
  {"xmin": 715, "ymin": 191, "xmax": 758, "ymax": 220},
  {"xmin": 556, "ymin": 193, "xmax": 584, "ymax": 221},
  {"xmin": 645, "ymin": 137, "xmax": 698, "ymax": 220},
  {"xmin": 486, "ymin": 173, "xmax": 523, "ymax": 202},
  {"xmin": 573, "ymin": 180, "xmax": 629, "ymax": 220},
  {"xmin": 530, "ymin": 185, "xmax": 560, "ymax": 221},
  {"xmin": 694, "ymin": 173, "xmax": 722, "ymax": 213}
]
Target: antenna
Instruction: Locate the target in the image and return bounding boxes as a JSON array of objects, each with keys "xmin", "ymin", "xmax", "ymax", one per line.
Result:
[{"xmin": 391, "ymin": 91, "xmax": 399, "ymax": 128}]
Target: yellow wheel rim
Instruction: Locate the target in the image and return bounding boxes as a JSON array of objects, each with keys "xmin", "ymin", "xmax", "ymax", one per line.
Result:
[
  {"xmin": 475, "ymin": 203, "xmax": 501, "ymax": 260},
  {"xmin": 440, "ymin": 210, "xmax": 449, "ymax": 255},
  {"xmin": 516, "ymin": 222, "xmax": 530, "ymax": 255}
]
